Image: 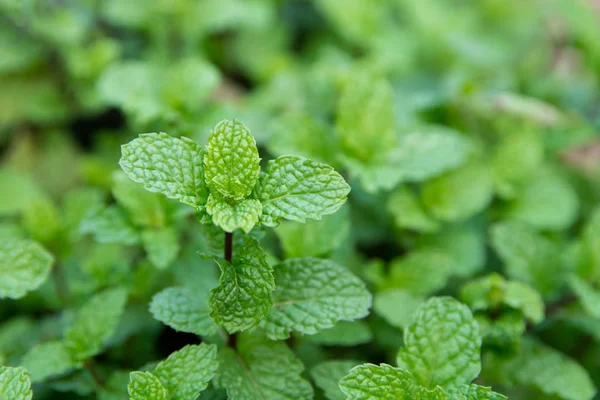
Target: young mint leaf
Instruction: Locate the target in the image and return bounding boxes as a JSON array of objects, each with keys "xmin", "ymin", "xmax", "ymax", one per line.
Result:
[
  {"xmin": 253, "ymin": 155, "xmax": 350, "ymax": 226},
  {"xmin": 445, "ymin": 384, "xmax": 507, "ymax": 400},
  {"xmin": 209, "ymin": 237, "xmax": 274, "ymax": 333},
  {"xmin": 206, "ymin": 194, "xmax": 262, "ymax": 233},
  {"xmin": 274, "ymin": 205, "xmax": 350, "ymax": 258},
  {"xmin": 20, "ymin": 341, "xmax": 75, "ymax": 382},
  {"xmin": 64, "ymin": 287, "xmax": 128, "ymax": 361},
  {"xmin": 568, "ymin": 275, "xmax": 600, "ymax": 318},
  {"xmin": 305, "ymin": 320, "xmax": 372, "ymax": 346},
  {"xmin": 0, "ymin": 366, "xmax": 32, "ymax": 400},
  {"xmin": 260, "ymin": 258, "xmax": 371, "ymax": 340},
  {"xmin": 214, "ymin": 332, "xmax": 313, "ymax": 400},
  {"xmin": 112, "ymin": 172, "xmax": 166, "ymax": 229},
  {"xmin": 422, "ymin": 163, "xmax": 493, "ymax": 222},
  {"xmin": 397, "ymin": 297, "xmax": 481, "ymax": 389},
  {"xmin": 339, "ymin": 363, "xmax": 415, "ymax": 399},
  {"xmin": 153, "ymin": 343, "xmax": 218, "ymax": 400},
  {"xmin": 149, "ymin": 286, "xmax": 218, "ymax": 336},
  {"xmin": 310, "ymin": 360, "xmax": 360, "ymax": 400},
  {"xmin": 80, "ymin": 205, "xmax": 140, "ymax": 245},
  {"xmin": 336, "ymin": 73, "xmax": 396, "ymax": 163},
  {"xmin": 204, "ymin": 119, "xmax": 261, "ymax": 201},
  {"xmin": 128, "ymin": 371, "xmax": 169, "ymax": 400},
  {"xmin": 119, "ymin": 132, "xmax": 208, "ymax": 210},
  {"xmin": 387, "ymin": 187, "xmax": 439, "ymax": 233},
  {"xmin": 141, "ymin": 227, "xmax": 179, "ymax": 269},
  {"xmin": 0, "ymin": 239, "xmax": 53, "ymax": 299},
  {"xmin": 374, "ymin": 289, "xmax": 424, "ymax": 329}
]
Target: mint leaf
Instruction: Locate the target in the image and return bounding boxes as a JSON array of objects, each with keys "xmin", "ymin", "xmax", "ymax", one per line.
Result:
[
  {"xmin": 446, "ymin": 384, "xmax": 507, "ymax": 400},
  {"xmin": 119, "ymin": 132, "xmax": 208, "ymax": 210},
  {"xmin": 342, "ymin": 157, "xmax": 404, "ymax": 194},
  {"xmin": 397, "ymin": 297, "xmax": 481, "ymax": 389},
  {"xmin": 21, "ymin": 341, "xmax": 75, "ymax": 382},
  {"xmin": 64, "ymin": 287, "xmax": 128, "ymax": 361},
  {"xmin": 209, "ymin": 237, "xmax": 274, "ymax": 333},
  {"xmin": 214, "ymin": 332, "xmax": 313, "ymax": 400},
  {"xmin": 305, "ymin": 320, "xmax": 372, "ymax": 346},
  {"xmin": 274, "ymin": 205, "xmax": 350, "ymax": 258},
  {"xmin": 0, "ymin": 366, "xmax": 32, "ymax": 400},
  {"xmin": 339, "ymin": 364, "xmax": 415, "ymax": 399},
  {"xmin": 141, "ymin": 227, "xmax": 180, "ymax": 269},
  {"xmin": 336, "ymin": 73, "xmax": 396, "ymax": 163},
  {"xmin": 206, "ymin": 194, "xmax": 262, "ymax": 233},
  {"xmin": 80, "ymin": 206, "xmax": 140, "ymax": 245},
  {"xmin": 260, "ymin": 258, "xmax": 371, "ymax": 340},
  {"xmin": 128, "ymin": 371, "xmax": 169, "ymax": 400},
  {"xmin": 254, "ymin": 155, "xmax": 350, "ymax": 226},
  {"xmin": 204, "ymin": 119, "xmax": 261, "ymax": 200},
  {"xmin": 387, "ymin": 187, "xmax": 439, "ymax": 233},
  {"xmin": 22, "ymin": 196, "xmax": 61, "ymax": 244},
  {"xmin": 569, "ymin": 275, "xmax": 600, "ymax": 318},
  {"xmin": 161, "ymin": 58, "xmax": 221, "ymax": 112},
  {"xmin": 0, "ymin": 239, "xmax": 53, "ymax": 299},
  {"xmin": 374, "ymin": 289, "xmax": 424, "ymax": 328},
  {"xmin": 422, "ymin": 163, "xmax": 493, "ymax": 222},
  {"xmin": 112, "ymin": 172, "xmax": 166, "ymax": 228},
  {"xmin": 310, "ymin": 360, "xmax": 359, "ymax": 400},
  {"xmin": 153, "ymin": 343, "xmax": 218, "ymax": 399},
  {"xmin": 149, "ymin": 287, "xmax": 218, "ymax": 336},
  {"xmin": 386, "ymin": 250, "xmax": 456, "ymax": 295}
]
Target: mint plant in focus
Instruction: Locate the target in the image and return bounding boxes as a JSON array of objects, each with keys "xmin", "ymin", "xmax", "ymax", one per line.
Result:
[{"xmin": 118, "ymin": 119, "xmax": 371, "ymax": 399}]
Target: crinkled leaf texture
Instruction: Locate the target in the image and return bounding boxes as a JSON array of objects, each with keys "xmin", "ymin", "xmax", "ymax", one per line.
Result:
[
  {"xmin": 119, "ymin": 132, "xmax": 208, "ymax": 210},
  {"xmin": 20, "ymin": 340, "xmax": 76, "ymax": 382},
  {"xmin": 397, "ymin": 297, "xmax": 481, "ymax": 389},
  {"xmin": 254, "ymin": 155, "xmax": 350, "ymax": 226},
  {"xmin": 128, "ymin": 371, "xmax": 169, "ymax": 400},
  {"xmin": 64, "ymin": 287, "xmax": 128, "ymax": 361},
  {"xmin": 209, "ymin": 237, "xmax": 274, "ymax": 333},
  {"xmin": 204, "ymin": 119, "xmax": 261, "ymax": 200},
  {"xmin": 339, "ymin": 364, "xmax": 415, "ymax": 400},
  {"xmin": 149, "ymin": 286, "xmax": 218, "ymax": 336},
  {"xmin": 260, "ymin": 258, "xmax": 371, "ymax": 340},
  {"xmin": 206, "ymin": 194, "xmax": 262, "ymax": 233},
  {"xmin": 0, "ymin": 366, "xmax": 32, "ymax": 400},
  {"xmin": 153, "ymin": 343, "xmax": 218, "ymax": 400},
  {"xmin": 214, "ymin": 331, "xmax": 313, "ymax": 400},
  {"xmin": 310, "ymin": 360, "xmax": 360, "ymax": 400},
  {"xmin": 0, "ymin": 239, "xmax": 53, "ymax": 299},
  {"xmin": 445, "ymin": 384, "xmax": 507, "ymax": 400}
]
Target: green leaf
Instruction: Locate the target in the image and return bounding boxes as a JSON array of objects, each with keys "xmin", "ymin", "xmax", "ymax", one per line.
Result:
[
  {"xmin": 505, "ymin": 170, "xmax": 579, "ymax": 231},
  {"xmin": 393, "ymin": 127, "xmax": 471, "ymax": 182},
  {"xmin": 64, "ymin": 287, "xmax": 128, "ymax": 361},
  {"xmin": 206, "ymin": 194, "xmax": 262, "ymax": 233},
  {"xmin": 387, "ymin": 187, "xmax": 439, "ymax": 233},
  {"xmin": 445, "ymin": 384, "xmax": 507, "ymax": 400},
  {"xmin": 274, "ymin": 205, "xmax": 350, "ymax": 258},
  {"xmin": 336, "ymin": 73, "xmax": 396, "ymax": 163},
  {"xmin": 161, "ymin": 58, "xmax": 221, "ymax": 112},
  {"xmin": 153, "ymin": 343, "xmax": 218, "ymax": 400},
  {"xmin": 386, "ymin": 250, "xmax": 456, "ymax": 295},
  {"xmin": 128, "ymin": 371, "xmax": 169, "ymax": 400},
  {"xmin": 80, "ymin": 206, "xmax": 140, "ymax": 245},
  {"xmin": 473, "ymin": 311, "xmax": 526, "ymax": 350},
  {"xmin": 305, "ymin": 320, "xmax": 372, "ymax": 346},
  {"xmin": 149, "ymin": 286, "xmax": 218, "ymax": 336},
  {"xmin": 339, "ymin": 364, "xmax": 415, "ymax": 400},
  {"xmin": 119, "ymin": 132, "xmax": 208, "ymax": 210},
  {"xmin": 397, "ymin": 297, "xmax": 481, "ymax": 389},
  {"xmin": 260, "ymin": 258, "xmax": 371, "ymax": 340},
  {"xmin": 204, "ymin": 119, "xmax": 261, "ymax": 201},
  {"xmin": 374, "ymin": 289, "xmax": 424, "ymax": 328},
  {"xmin": 141, "ymin": 227, "xmax": 180, "ymax": 269},
  {"xmin": 0, "ymin": 366, "xmax": 32, "ymax": 400},
  {"xmin": 21, "ymin": 341, "xmax": 76, "ymax": 382},
  {"xmin": 422, "ymin": 163, "xmax": 493, "ymax": 222},
  {"xmin": 340, "ymin": 156, "xmax": 402, "ymax": 193},
  {"xmin": 310, "ymin": 360, "xmax": 360, "ymax": 400},
  {"xmin": 112, "ymin": 172, "xmax": 166, "ymax": 228},
  {"xmin": 214, "ymin": 332, "xmax": 313, "ymax": 400},
  {"xmin": 569, "ymin": 275, "xmax": 600, "ymax": 318},
  {"xmin": 22, "ymin": 196, "xmax": 61, "ymax": 244},
  {"xmin": 254, "ymin": 155, "xmax": 350, "ymax": 227},
  {"xmin": 0, "ymin": 239, "xmax": 53, "ymax": 299},
  {"xmin": 209, "ymin": 237, "xmax": 274, "ymax": 333}
]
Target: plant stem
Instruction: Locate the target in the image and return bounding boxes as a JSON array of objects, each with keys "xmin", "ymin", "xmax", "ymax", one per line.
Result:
[
  {"xmin": 224, "ymin": 231, "xmax": 237, "ymax": 348},
  {"xmin": 84, "ymin": 359, "xmax": 104, "ymax": 389}
]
